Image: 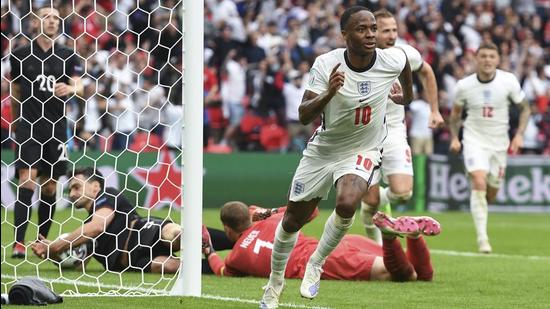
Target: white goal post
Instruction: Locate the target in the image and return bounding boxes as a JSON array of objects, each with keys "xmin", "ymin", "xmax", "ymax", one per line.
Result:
[
  {"xmin": 171, "ymin": 0, "xmax": 203, "ymax": 297},
  {"xmin": 1, "ymin": 0, "xmax": 203, "ymax": 298}
]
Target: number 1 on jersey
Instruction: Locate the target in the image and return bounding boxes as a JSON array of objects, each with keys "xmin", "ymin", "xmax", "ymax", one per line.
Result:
[{"xmin": 354, "ymin": 106, "xmax": 371, "ymax": 125}]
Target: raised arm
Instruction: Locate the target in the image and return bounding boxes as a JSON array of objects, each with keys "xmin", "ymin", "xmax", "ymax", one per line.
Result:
[
  {"xmin": 417, "ymin": 61, "xmax": 444, "ymax": 128},
  {"xmin": 298, "ymin": 63, "xmax": 344, "ymax": 125},
  {"xmin": 396, "ymin": 59, "xmax": 413, "ymax": 105},
  {"xmin": 509, "ymin": 99, "xmax": 531, "ymax": 154},
  {"xmin": 449, "ymin": 104, "xmax": 464, "ymax": 153}
]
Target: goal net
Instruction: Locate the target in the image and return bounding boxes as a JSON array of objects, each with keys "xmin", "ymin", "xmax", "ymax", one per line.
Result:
[{"xmin": 1, "ymin": 0, "xmax": 200, "ymax": 297}]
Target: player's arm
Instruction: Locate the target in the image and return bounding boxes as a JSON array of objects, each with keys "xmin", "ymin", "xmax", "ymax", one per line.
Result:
[
  {"xmin": 509, "ymin": 98, "xmax": 531, "ymax": 154},
  {"xmin": 32, "ymin": 207, "xmax": 114, "ymax": 259},
  {"xmin": 298, "ymin": 63, "xmax": 344, "ymax": 125},
  {"xmin": 202, "ymin": 226, "xmax": 233, "ymax": 276},
  {"xmin": 395, "ymin": 59, "xmax": 413, "ymax": 105},
  {"xmin": 449, "ymin": 104, "xmax": 463, "ymax": 153},
  {"xmin": 10, "ymin": 83, "xmax": 20, "ymax": 132},
  {"xmin": 417, "ymin": 61, "xmax": 444, "ymax": 128},
  {"xmin": 54, "ymin": 76, "xmax": 83, "ymax": 98}
]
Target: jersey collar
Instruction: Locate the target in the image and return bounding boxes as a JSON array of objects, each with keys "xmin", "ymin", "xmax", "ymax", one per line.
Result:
[{"xmin": 344, "ymin": 50, "xmax": 377, "ymax": 73}]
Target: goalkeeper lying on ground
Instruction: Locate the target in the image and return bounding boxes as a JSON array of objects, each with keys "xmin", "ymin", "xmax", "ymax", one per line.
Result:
[
  {"xmin": 203, "ymin": 201, "xmax": 441, "ymax": 281},
  {"xmin": 31, "ymin": 167, "xmax": 233, "ymax": 273}
]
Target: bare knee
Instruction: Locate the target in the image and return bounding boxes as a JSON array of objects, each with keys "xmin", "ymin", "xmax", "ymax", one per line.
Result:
[
  {"xmin": 18, "ymin": 169, "xmax": 37, "ymax": 190},
  {"xmin": 282, "ymin": 213, "xmax": 306, "ymax": 233},
  {"xmin": 362, "ymin": 188, "xmax": 380, "ymax": 210},
  {"xmin": 335, "ymin": 195, "xmax": 359, "ymax": 218},
  {"xmin": 470, "ymin": 173, "xmax": 487, "ymax": 191}
]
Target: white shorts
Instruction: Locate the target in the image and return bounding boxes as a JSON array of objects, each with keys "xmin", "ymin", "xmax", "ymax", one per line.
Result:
[
  {"xmin": 373, "ymin": 124, "xmax": 413, "ymax": 185},
  {"xmin": 289, "ymin": 150, "xmax": 382, "ymax": 202},
  {"xmin": 463, "ymin": 141, "xmax": 507, "ymax": 188}
]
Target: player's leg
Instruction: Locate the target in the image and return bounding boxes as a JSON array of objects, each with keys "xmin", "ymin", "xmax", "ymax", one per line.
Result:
[
  {"xmin": 262, "ymin": 155, "xmax": 330, "ymax": 308},
  {"xmin": 36, "ymin": 140, "xmax": 68, "ymax": 239},
  {"xmin": 385, "ymin": 173, "xmax": 413, "ymax": 206},
  {"xmin": 13, "ymin": 166, "xmax": 38, "ymax": 257},
  {"xmin": 360, "ymin": 183, "xmax": 382, "ymax": 244},
  {"xmin": 381, "ymin": 233, "xmax": 417, "ymax": 282},
  {"xmin": 464, "ymin": 143, "xmax": 492, "ymax": 253},
  {"xmin": 301, "ymin": 174, "xmax": 368, "ymax": 299},
  {"xmin": 469, "ymin": 170, "xmax": 491, "ymax": 253},
  {"xmin": 261, "ymin": 198, "xmax": 319, "ymax": 309},
  {"xmin": 37, "ymin": 178, "xmax": 57, "ymax": 238},
  {"xmin": 406, "ymin": 236, "xmax": 433, "ymax": 281}
]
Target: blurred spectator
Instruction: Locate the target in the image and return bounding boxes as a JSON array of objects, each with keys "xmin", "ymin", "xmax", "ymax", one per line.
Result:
[
  {"xmin": 220, "ymin": 50, "xmax": 247, "ymax": 148},
  {"xmin": 2, "ymin": 0, "xmax": 549, "ymax": 155},
  {"xmin": 134, "ymin": 78, "xmax": 167, "ymax": 137},
  {"xmin": 283, "ymin": 71, "xmax": 311, "ymax": 152},
  {"xmin": 1, "ymin": 79, "xmax": 11, "ymax": 149},
  {"xmin": 408, "ymin": 92, "xmax": 434, "ymax": 155},
  {"xmin": 522, "ymin": 104, "xmax": 545, "ymax": 155},
  {"xmin": 108, "ymin": 92, "xmax": 137, "ymax": 151}
]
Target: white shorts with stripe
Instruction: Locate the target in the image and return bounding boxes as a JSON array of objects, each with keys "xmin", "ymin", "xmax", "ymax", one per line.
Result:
[{"xmin": 289, "ymin": 150, "xmax": 382, "ymax": 202}]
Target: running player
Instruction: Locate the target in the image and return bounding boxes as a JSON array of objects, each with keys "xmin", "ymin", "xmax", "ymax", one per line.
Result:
[
  {"xmin": 449, "ymin": 42, "xmax": 530, "ymax": 253},
  {"xmin": 360, "ymin": 9, "xmax": 444, "ymax": 244},
  {"xmin": 260, "ymin": 6, "xmax": 414, "ymax": 308},
  {"xmin": 204, "ymin": 202, "xmax": 439, "ymax": 283},
  {"xmin": 10, "ymin": 6, "xmax": 83, "ymax": 257}
]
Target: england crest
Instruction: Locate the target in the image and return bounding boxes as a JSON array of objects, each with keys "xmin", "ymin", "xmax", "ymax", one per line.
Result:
[{"xmin": 357, "ymin": 81, "xmax": 371, "ymax": 96}]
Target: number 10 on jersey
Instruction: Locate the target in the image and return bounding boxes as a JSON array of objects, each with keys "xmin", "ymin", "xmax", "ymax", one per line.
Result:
[{"xmin": 354, "ymin": 106, "xmax": 372, "ymax": 125}]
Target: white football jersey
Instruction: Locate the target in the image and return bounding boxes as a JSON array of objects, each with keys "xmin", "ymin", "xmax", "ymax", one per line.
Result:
[
  {"xmin": 385, "ymin": 43, "xmax": 424, "ymax": 127},
  {"xmin": 454, "ymin": 69, "xmax": 526, "ymax": 151},
  {"xmin": 304, "ymin": 47, "xmax": 407, "ymax": 157}
]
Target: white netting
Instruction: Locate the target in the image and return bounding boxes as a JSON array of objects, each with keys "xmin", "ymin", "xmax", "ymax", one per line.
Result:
[{"xmin": 1, "ymin": 0, "xmax": 185, "ymax": 296}]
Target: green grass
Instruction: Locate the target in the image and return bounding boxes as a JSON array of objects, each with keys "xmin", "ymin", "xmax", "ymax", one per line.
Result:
[{"xmin": 2, "ymin": 208, "xmax": 550, "ymax": 308}]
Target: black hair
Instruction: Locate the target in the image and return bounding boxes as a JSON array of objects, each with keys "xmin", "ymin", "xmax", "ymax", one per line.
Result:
[
  {"xmin": 70, "ymin": 167, "xmax": 105, "ymax": 190},
  {"xmin": 340, "ymin": 6, "xmax": 371, "ymax": 30}
]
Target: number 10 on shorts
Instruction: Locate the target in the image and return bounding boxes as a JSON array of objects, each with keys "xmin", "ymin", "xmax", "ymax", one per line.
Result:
[{"xmin": 356, "ymin": 155, "xmax": 373, "ymax": 171}]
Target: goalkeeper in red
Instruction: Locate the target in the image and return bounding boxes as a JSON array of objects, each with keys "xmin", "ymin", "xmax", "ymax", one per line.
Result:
[{"xmin": 203, "ymin": 201, "xmax": 440, "ymax": 282}]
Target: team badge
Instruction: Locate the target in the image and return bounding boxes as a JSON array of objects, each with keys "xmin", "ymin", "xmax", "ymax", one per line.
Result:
[
  {"xmin": 293, "ymin": 181, "xmax": 305, "ymax": 195},
  {"xmin": 357, "ymin": 81, "xmax": 371, "ymax": 95},
  {"xmin": 483, "ymin": 89, "xmax": 491, "ymax": 104}
]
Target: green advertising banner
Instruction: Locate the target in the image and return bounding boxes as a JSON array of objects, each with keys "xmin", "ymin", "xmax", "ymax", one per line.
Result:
[
  {"xmin": 2, "ymin": 150, "xmax": 548, "ymax": 212},
  {"xmin": 0, "ymin": 150, "xmax": 305, "ymax": 210},
  {"xmin": 426, "ymin": 154, "xmax": 550, "ymax": 212}
]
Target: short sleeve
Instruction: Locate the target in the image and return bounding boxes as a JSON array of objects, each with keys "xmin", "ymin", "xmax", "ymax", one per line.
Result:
[
  {"xmin": 507, "ymin": 73, "xmax": 526, "ymax": 104},
  {"xmin": 66, "ymin": 53, "xmax": 83, "ymax": 77},
  {"xmin": 452, "ymin": 80, "xmax": 466, "ymax": 107},
  {"xmin": 385, "ymin": 47, "xmax": 407, "ymax": 73},
  {"xmin": 94, "ymin": 194, "xmax": 115, "ymax": 211},
  {"xmin": 304, "ymin": 57, "xmax": 328, "ymax": 95},
  {"xmin": 398, "ymin": 44, "xmax": 423, "ymax": 72}
]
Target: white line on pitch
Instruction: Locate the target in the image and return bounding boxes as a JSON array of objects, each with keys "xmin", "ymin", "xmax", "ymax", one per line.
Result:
[
  {"xmin": 430, "ymin": 249, "xmax": 550, "ymax": 260},
  {"xmin": 1, "ymin": 274, "xmax": 331, "ymax": 309}
]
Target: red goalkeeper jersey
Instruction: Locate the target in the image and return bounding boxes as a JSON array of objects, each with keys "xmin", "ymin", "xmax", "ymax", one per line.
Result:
[{"xmin": 222, "ymin": 213, "xmax": 383, "ymax": 280}]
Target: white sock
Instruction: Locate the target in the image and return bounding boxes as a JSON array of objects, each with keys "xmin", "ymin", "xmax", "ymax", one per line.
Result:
[
  {"xmin": 309, "ymin": 210, "xmax": 355, "ymax": 267},
  {"xmin": 470, "ymin": 190, "xmax": 489, "ymax": 242},
  {"xmin": 269, "ymin": 221, "xmax": 298, "ymax": 286},
  {"xmin": 379, "ymin": 187, "xmax": 390, "ymax": 206},
  {"xmin": 360, "ymin": 201, "xmax": 382, "ymax": 244}
]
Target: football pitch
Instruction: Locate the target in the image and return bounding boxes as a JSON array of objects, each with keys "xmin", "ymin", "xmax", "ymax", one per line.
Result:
[{"xmin": 1, "ymin": 208, "xmax": 549, "ymax": 308}]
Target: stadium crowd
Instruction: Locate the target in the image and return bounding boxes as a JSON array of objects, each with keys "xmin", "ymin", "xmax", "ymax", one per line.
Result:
[{"xmin": 1, "ymin": 0, "xmax": 549, "ymax": 154}]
